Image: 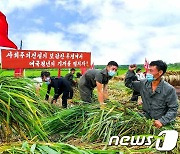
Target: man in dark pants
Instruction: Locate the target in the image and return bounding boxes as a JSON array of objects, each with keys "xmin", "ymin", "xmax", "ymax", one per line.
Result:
[
  {"xmin": 65, "ymin": 68, "xmax": 76, "ymax": 100},
  {"xmin": 79, "ymin": 61, "xmax": 118, "ymax": 109},
  {"xmin": 41, "ymin": 71, "xmax": 73, "ymax": 108},
  {"xmin": 125, "ymin": 60, "xmax": 178, "ymax": 128}
]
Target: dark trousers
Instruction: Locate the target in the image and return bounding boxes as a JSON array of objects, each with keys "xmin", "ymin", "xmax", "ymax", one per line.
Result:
[{"xmin": 57, "ymin": 88, "xmax": 73, "ymax": 108}]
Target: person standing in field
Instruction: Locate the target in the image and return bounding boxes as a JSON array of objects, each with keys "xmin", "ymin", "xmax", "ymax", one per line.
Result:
[
  {"xmin": 41, "ymin": 71, "xmax": 73, "ymax": 108},
  {"xmin": 125, "ymin": 60, "xmax": 178, "ymax": 128},
  {"xmin": 65, "ymin": 68, "xmax": 76, "ymax": 86},
  {"xmin": 130, "ymin": 68, "xmax": 145, "ymax": 102},
  {"xmin": 75, "ymin": 72, "xmax": 82, "ymax": 86},
  {"xmin": 136, "ymin": 68, "xmax": 145, "ymax": 80},
  {"xmin": 79, "ymin": 61, "xmax": 118, "ymax": 109},
  {"xmin": 64, "ymin": 68, "xmax": 76, "ymax": 103}
]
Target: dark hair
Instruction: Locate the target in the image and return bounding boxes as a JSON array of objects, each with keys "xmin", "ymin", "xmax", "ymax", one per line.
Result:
[
  {"xmin": 150, "ymin": 60, "xmax": 167, "ymax": 75},
  {"xmin": 41, "ymin": 71, "xmax": 50, "ymax": 78},
  {"xmin": 70, "ymin": 68, "xmax": 75, "ymax": 72},
  {"xmin": 107, "ymin": 61, "xmax": 118, "ymax": 67},
  {"xmin": 76, "ymin": 72, "xmax": 82, "ymax": 78},
  {"xmin": 136, "ymin": 68, "xmax": 141, "ymax": 73}
]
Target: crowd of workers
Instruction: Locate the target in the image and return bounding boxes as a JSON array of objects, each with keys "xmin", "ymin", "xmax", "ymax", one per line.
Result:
[{"xmin": 39, "ymin": 60, "xmax": 178, "ymax": 129}]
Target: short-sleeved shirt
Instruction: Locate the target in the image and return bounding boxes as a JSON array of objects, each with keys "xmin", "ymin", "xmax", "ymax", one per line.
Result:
[{"xmin": 79, "ymin": 68, "xmax": 112, "ymax": 89}]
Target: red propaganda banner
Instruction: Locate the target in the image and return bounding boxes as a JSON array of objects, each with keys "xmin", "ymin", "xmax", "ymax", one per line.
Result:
[{"xmin": 1, "ymin": 49, "xmax": 91, "ymax": 69}]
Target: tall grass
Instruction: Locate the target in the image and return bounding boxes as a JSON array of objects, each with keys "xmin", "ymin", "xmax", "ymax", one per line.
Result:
[
  {"xmin": 43, "ymin": 102, "xmax": 180, "ymax": 152},
  {"xmin": 0, "ymin": 77, "xmax": 51, "ymax": 142},
  {"xmin": 0, "ymin": 76, "xmax": 179, "ymax": 153},
  {"xmin": 43, "ymin": 103, "xmax": 158, "ymax": 143}
]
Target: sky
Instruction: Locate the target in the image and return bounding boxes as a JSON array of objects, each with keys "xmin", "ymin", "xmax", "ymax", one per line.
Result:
[{"xmin": 0, "ymin": 0, "xmax": 180, "ymax": 65}]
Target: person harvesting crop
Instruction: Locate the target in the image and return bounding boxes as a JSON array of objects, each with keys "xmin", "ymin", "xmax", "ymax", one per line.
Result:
[
  {"xmin": 125, "ymin": 60, "xmax": 178, "ymax": 128},
  {"xmin": 65, "ymin": 68, "xmax": 76, "ymax": 86},
  {"xmin": 79, "ymin": 61, "xmax": 118, "ymax": 109},
  {"xmin": 41, "ymin": 71, "xmax": 73, "ymax": 108}
]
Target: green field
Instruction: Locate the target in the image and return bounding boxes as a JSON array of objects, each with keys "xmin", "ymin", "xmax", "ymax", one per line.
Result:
[
  {"xmin": 0, "ymin": 63, "xmax": 179, "ymax": 77},
  {"xmin": 0, "ymin": 68, "xmax": 126, "ymax": 78}
]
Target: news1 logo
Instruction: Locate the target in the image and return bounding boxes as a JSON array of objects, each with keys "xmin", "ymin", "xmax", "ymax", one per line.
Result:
[
  {"xmin": 156, "ymin": 130, "xmax": 178, "ymax": 151},
  {"xmin": 108, "ymin": 130, "xmax": 178, "ymax": 151}
]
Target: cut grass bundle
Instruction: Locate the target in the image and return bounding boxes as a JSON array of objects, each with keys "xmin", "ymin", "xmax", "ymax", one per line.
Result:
[
  {"xmin": 43, "ymin": 105, "xmax": 93, "ymax": 141},
  {"xmin": 43, "ymin": 101, "xmax": 180, "ymax": 152},
  {"xmin": 0, "ymin": 77, "xmax": 52, "ymax": 142},
  {"xmin": 43, "ymin": 102, "xmax": 157, "ymax": 143}
]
